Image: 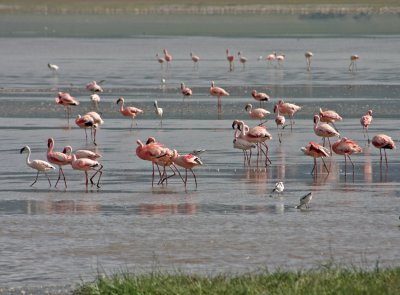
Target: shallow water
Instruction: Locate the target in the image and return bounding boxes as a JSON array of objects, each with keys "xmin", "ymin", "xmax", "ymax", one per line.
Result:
[{"xmin": 0, "ymin": 32, "xmax": 400, "ymax": 291}]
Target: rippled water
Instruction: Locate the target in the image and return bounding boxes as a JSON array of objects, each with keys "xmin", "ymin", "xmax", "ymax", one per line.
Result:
[{"xmin": 1, "ymin": 32, "xmax": 400, "ymax": 291}]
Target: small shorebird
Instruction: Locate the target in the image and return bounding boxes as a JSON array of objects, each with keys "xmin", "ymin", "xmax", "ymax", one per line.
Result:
[
  {"xmin": 20, "ymin": 145, "xmax": 55, "ymax": 187},
  {"xmin": 295, "ymin": 192, "xmax": 313, "ymax": 209},
  {"xmin": 305, "ymin": 51, "xmax": 313, "ymax": 71},
  {"xmin": 271, "ymin": 181, "xmax": 284, "ymax": 194},
  {"xmin": 48, "ymin": 63, "xmax": 59, "ymax": 72}
]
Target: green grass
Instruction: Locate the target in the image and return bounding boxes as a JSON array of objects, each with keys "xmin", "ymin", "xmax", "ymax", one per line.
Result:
[{"xmin": 73, "ymin": 266, "xmax": 400, "ymax": 295}]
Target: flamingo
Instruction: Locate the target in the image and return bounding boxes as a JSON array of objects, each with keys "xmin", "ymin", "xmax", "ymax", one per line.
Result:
[
  {"xmin": 319, "ymin": 107, "xmax": 343, "ymax": 132},
  {"xmin": 238, "ymin": 51, "xmax": 247, "ymax": 70},
  {"xmin": 63, "ymin": 146, "xmax": 101, "ymax": 161},
  {"xmin": 156, "ymin": 53, "xmax": 165, "ymax": 69},
  {"xmin": 232, "ymin": 121, "xmax": 256, "ymax": 165},
  {"xmin": 20, "ymin": 145, "xmax": 55, "ymax": 186},
  {"xmin": 301, "ymin": 141, "xmax": 330, "ymax": 175},
  {"xmin": 305, "ymin": 51, "xmax": 313, "ymax": 71},
  {"xmin": 154, "ymin": 100, "xmax": 163, "ymax": 124},
  {"xmin": 86, "ymin": 111, "xmax": 104, "ymax": 145},
  {"xmin": 349, "ymin": 54, "xmax": 359, "ymax": 72},
  {"xmin": 90, "ymin": 94, "xmax": 101, "ymax": 111},
  {"xmin": 251, "ymin": 90, "xmax": 270, "ymax": 107},
  {"xmin": 295, "ymin": 192, "xmax": 313, "ymax": 209},
  {"xmin": 332, "ymin": 138, "xmax": 362, "ymax": 176},
  {"xmin": 266, "ymin": 52, "xmax": 276, "ymax": 65},
  {"xmin": 360, "ymin": 110, "xmax": 373, "ymax": 144},
  {"xmin": 181, "ymin": 82, "xmax": 193, "ymax": 98},
  {"xmin": 274, "ymin": 104, "xmax": 286, "ymax": 144},
  {"xmin": 313, "ymin": 115, "xmax": 340, "ymax": 153},
  {"xmin": 226, "ymin": 49, "xmax": 234, "ymax": 71},
  {"xmin": 116, "ymin": 97, "xmax": 144, "ymax": 129},
  {"xmin": 55, "ymin": 91, "xmax": 79, "ymax": 124},
  {"xmin": 47, "ymin": 138, "xmax": 71, "ymax": 188},
  {"xmin": 190, "ymin": 52, "xmax": 200, "ymax": 69},
  {"xmin": 171, "ymin": 150, "xmax": 203, "ymax": 187},
  {"xmin": 48, "ymin": 63, "xmax": 59, "ymax": 72},
  {"xmin": 245, "ymin": 104, "xmax": 270, "ymax": 123},
  {"xmin": 210, "ymin": 81, "xmax": 229, "ymax": 113},
  {"xmin": 163, "ymin": 49, "xmax": 172, "ymax": 68},
  {"xmin": 277, "ymin": 99, "xmax": 301, "ymax": 131},
  {"xmin": 75, "ymin": 114, "xmax": 95, "ymax": 142},
  {"xmin": 70, "ymin": 153, "xmax": 103, "ymax": 188},
  {"xmin": 371, "ymin": 134, "xmax": 396, "ymax": 169},
  {"xmin": 276, "ymin": 53, "xmax": 285, "ymax": 67},
  {"xmin": 86, "ymin": 81, "xmax": 103, "ymax": 93}
]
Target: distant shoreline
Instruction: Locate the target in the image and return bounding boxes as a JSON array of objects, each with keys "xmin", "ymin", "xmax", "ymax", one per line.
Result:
[{"xmin": 1, "ymin": 4, "xmax": 400, "ymax": 16}]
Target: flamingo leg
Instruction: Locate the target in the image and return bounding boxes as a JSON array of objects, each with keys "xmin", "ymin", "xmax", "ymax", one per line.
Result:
[
  {"xmin": 190, "ymin": 169, "xmax": 198, "ymax": 187},
  {"xmin": 379, "ymin": 148, "xmax": 383, "ymax": 166},
  {"xmin": 93, "ymin": 127, "xmax": 97, "ymax": 146},
  {"xmin": 30, "ymin": 171, "xmax": 40, "ymax": 186},
  {"xmin": 344, "ymin": 155, "xmax": 347, "ymax": 175},
  {"xmin": 85, "ymin": 171, "xmax": 89, "ymax": 186},
  {"xmin": 311, "ymin": 158, "xmax": 316, "ymax": 175},
  {"xmin": 321, "ymin": 158, "xmax": 330, "ymax": 174},
  {"xmin": 184, "ymin": 169, "xmax": 188, "ymax": 186},
  {"xmin": 347, "ymin": 155, "xmax": 355, "ymax": 175},
  {"xmin": 366, "ymin": 128, "xmax": 370, "ymax": 144},
  {"xmin": 384, "ymin": 149, "xmax": 388, "ymax": 169},
  {"xmin": 90, "ymin": 165, "xmax": 103, "ymax": 188}
]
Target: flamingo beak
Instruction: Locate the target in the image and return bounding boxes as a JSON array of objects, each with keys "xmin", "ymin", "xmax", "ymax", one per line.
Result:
[{"xmin": 19, "ymin": 147, "xmax": 25, "ymax": 154}]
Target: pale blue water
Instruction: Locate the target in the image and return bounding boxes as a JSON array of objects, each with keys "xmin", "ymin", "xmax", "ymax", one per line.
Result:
[{"xmin": 0, "ymin": 16, "xmax": 400, "ymax": 293}]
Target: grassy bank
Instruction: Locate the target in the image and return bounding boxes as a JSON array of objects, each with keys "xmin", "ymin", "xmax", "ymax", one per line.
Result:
[
  {"xmin": 73, "ymin": 266, "xmax": 400, "ymax": 295},
  {"xmin": 1, "ymin": 0, "xmax": 400, "ymax": 15}
]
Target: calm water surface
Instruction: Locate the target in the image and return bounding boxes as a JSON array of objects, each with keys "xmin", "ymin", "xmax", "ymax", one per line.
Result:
[{"xmin": 0, "ymin": 31, "xmax": 400, "ymax": 291}]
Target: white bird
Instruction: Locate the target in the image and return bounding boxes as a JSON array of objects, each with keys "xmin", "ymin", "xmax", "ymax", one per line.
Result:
[
  {"xmin": 90, "ymin": 94, "xmax": 101, "ymax": 111},
  {"xmin": 305, "ymin": 51, "xmax": 313, "ymax": 71},
  {"xmin": 154, "ymin": 100, "xmax": 163, "ymax": 124},
  {"xmin": 20, "ymin": 145, "xmax": 55, "ymax": 187},
  {"xmin": 272, "ymin": 182, "xmax": 284, "ymax": 194},
  {"xmin": 295, "ymin": 192, "xmax": 313, "ymax": 209},
  {"xmin": 48, "ymin": 63, "xmax": 59, "ymax": 72}
]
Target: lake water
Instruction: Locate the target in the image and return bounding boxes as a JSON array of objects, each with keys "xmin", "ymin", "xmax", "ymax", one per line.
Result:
[{"xmin": 0, "ymin": 14, "xmax": 400, "ymax": 293}]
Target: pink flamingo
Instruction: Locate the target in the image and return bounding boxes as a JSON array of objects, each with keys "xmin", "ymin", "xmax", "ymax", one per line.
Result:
[
  {"xmin": 313, "ymin": 115, "xmax": 340, "ymax": 153},
  {"xmin": 210, "ymin": 81, "xmax": 229, "ymax": 113},
  {"xmin": 47, "ymin": 137, "xmax": 71, "ymax": 188},
  {"xmin": 360, "ymin": 110, "xmax": 373, "ymax": 144},
  {"xmin": 181, "ymin": 82, "xmax": 193, "ymax": 98},
  {"xmin": 116, "ymin": 97, "xmax": 144, "ymax": 129},
  {"xmin": 251, "ymin": 90, "xmax": 270, "ymax": 107},
  {"xmin": 156, "ymin": 53, "xmax": 165, "ymax": 69},
  {"xmin": 273, "ymin": 104, "xmax": 286, "ymax": 144},
  {"xmin": 232, "ymin": 120, "xmax": 256, "ymax": 165},
  {"xmin": 55, "ymin": 91, "xmax": 79, "ymax": 124},
  {"xmin": 245, "ymin": 104, "xmax": 270, "ymax": 123},
  {"xmin": 266, "ymin": 52, "xmax": 276, "ymax": 65},
  {"xmin": 372, "ymin": 134, "xmax": 396, "ymax": 169},
  {"xmin": 349, "ymin": 54, "xmax": 359, "ymax": 72},
  {"xmin": 226, "ymin": 49, "xmax": 234, "ymax": 71},
  {"xmin": 63, "ymin": 146, "xmax": 101, "ymax": 161},
  {"xmin": 238, "ymin": 51, "xmax": 247, "ymax": 70},
  {"xmin": 163, "ymin": 49, "xmax": 172, "ymax": 68},
  {"xmin": 301, "ymin": 141, "xmax": 330, "ymax": 175},
  {"xmin": 277, "ymin": 99, "xmax": 301, "ymax": 130},
  {"xmin": 190, "ymin": 52, "xmax": 200, "ymax": 69},
  {"xmin": 20, "ymin": 145, "xmax": 55, "ymax": 186},
  {"xmin": 276, "ymin": 53, "xmax": 285, "ymax": 67},
  {"xmin": 75, "ymin": 114, "xmax": 95, "ymax": 143},
  {"xmin": 319, "ymin": 107, "xmax": 342, "ymax": 132},
  {"xmin": 332, "ymin": 138, "xmax": 362, "ymax": 176},
  {"xmin": 86, "ymin": 111, "xmax": 104, "ymax": 145},
  {"xmin": 86, "ymin": 81, "xmax": 103, "ymax": 93},
  {"xmin": 171, "ymin": 150, "xmax": 203, "ymax": 187},
  {"xmin": 70, "ymin": 152, "xmax": 103, "ymax": 188}
]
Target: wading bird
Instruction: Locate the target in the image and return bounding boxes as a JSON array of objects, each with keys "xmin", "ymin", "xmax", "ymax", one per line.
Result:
[
  {"xmin": 332, "ymin": 138, "xmax": 362, "ymax": 176},
  {"xmin": 238, "ymin": 51, "xmax": 247, "ymax": 70},
  {"xmin": 48, "ymin": 63, "xmax": 59, "ymax": 72},
  {"xmin": 251, "ymin": 90, "xmax": 270, "ymax": 107},
  {"xmin": 274, "ymin": 104, "xmax": 286, "ymax": 144},
  {"xmin": 226, "ymin": 49, "xmax": 234, "ymax": 71},
  {"xmin": 171, "ymin": 150, "xmax": 203, "ymax": 187},
  {"xmin": 372, "ymin": 134, "xmax": 396, "ymax": 169},
  {"xmin": 277, "ymin": 99, "xmax": 301, "ymax": 131},
  {"xmin": 181, "ymin": 82, "xmax": 193, "ymax": 98},
  {"xmin": 313, "ymin": 115, "xmax": 340, "ymax": 153},
  {"xmin": 305, "ymin": 51, "xmax": 313, "ymax": 71},
  {"xmin": 245, "ymin": 104, "xmax": 270, "ymax": 123},
  {"xmin": 86, "ymin": 80, "xmax": 103, "ymax": 93},
  {"xmin": 156, "ymin": 53, "xmax": 165, "ymax": 69},
  {"xmin": 190, "ymin": 52, "xmax": 200, "ymax": 69},
  {"xmin": 70, "ymin": 153, "xmax": 103, "ymax": 188},
  {"xmin": 266, "ymin": 52, "xmax": 276, "ymax": 65},
  {"xmin": 55, "ymin": 91, "xmax": 79, "ymax": 125},
  {"xmin": 349, "ymin": 54, "xmax": 359, "ymax": 72},
  {"xmin": 20, "ymin": 145, "xmax": 55, "ymax": 187},
  {"xmin": 86, "ymin": 111, "xmax": 104, "ymax": 145},
  {"xmin": 63, "ymin": 146, "xmax": 101, "ymax": 161},
  {"xmin": 210, "ymin": 81, "xmax": 229, "ymax": 113},
  {"xmin": 163, "ymin": 49, "xmax": 172, "ymax": 68},
  {"xmin": 116, "ymin": 97, "xmax": 144, "ymax": 129},
  {"xmin": 319, "ymin": 108, "xmax": 342, "ymax": 132},
  {"xmin": 276, "ymin": 53, "xmax": 285, "ymax": 67},
  {"xmin": 271, "ymin": 181, "xmax": 284, "ymax": 195},
  {"xmin": 47, "ymin": 137, "xmax": 71, "ymax": 188},
  {"xmin": 301, "ymin": 141, "xmax": 330, "ymax": 175},
  {"xmin": 154, "ymin": 100, "xmax": 163, "ymax": 124},
  {"xmin": 90, "ymin": 94, "xmax": 101, "ymax": 111},
  {"xmin": 360, "ymin": 110, "xmax": 373, "ymax": 144}
]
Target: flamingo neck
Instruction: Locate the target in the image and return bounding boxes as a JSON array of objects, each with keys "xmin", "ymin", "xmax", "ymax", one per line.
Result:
[{"xmin": 25, "ymin": 148, "xmax": 32, "ymax": 166}]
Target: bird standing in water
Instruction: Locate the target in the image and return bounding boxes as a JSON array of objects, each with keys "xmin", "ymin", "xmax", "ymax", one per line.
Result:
[
  {"xmin": 20, "ymin": 145, "xmax": 55, "ymax": 187},
  {"xmin": 116, "ymin": 97, "xmax": 144, "ymax": 129},
  {"xmin": 360, "ymin": 110, "xmax": 373, "ymax": 144},
  {"xmin": 371, "ymin": 134, "xmax": 396, "ymax": 169},
  {"xmin": 305, "ymin": 51, "xmax": 313, "ymax": 71},
  {"xmin": 210, "ymin": 81, "xmax": 229, "ymax": 113},
  {"xmin": 154, "ymin": 100, "xmax": 163, "ymax": 125},
  {"xmin": 295, "ymin": 192, "xmax": 313, "ymax": 209}
]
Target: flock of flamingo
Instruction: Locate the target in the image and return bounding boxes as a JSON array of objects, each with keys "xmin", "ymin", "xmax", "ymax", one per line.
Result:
[{"xmin": 20, "ymin": 49, "xmax": 393, "ymax": 190}]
